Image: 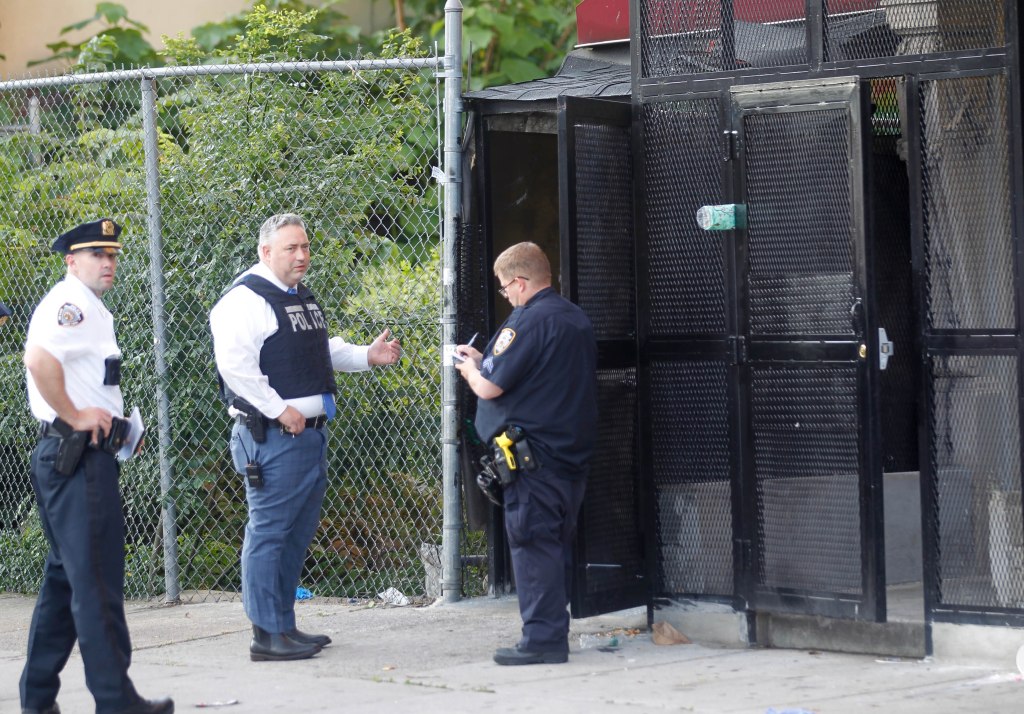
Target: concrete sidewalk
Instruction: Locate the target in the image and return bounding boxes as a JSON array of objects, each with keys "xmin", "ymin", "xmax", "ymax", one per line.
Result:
[{"xmin": 1, "ymin": 592, "xmax": 1022, "ymax": 713}]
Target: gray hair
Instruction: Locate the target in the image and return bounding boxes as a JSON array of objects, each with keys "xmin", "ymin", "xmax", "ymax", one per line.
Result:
[{"xmin": 258, "ymin": 213, "xmax": 306, "ymax": 248}]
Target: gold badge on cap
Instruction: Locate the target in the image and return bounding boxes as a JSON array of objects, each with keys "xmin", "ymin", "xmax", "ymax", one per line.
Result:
[{"xmin": 101, "ymin": 220, "xmax": 115, "ymax": 236}]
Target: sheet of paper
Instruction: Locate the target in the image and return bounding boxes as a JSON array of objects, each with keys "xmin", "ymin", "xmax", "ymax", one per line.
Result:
[
  {"xmin": 117, "ymin": 406, "xmax": 145, "ymax": 460},
  {"xmin": 445, "ymin": 344, "xmax": 466, "ymax": 366}
]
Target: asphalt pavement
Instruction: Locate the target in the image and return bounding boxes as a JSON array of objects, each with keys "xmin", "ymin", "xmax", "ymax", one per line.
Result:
[{"xmin": 2, "ymin": 592, "xmax": 1022, "ymax": 713}]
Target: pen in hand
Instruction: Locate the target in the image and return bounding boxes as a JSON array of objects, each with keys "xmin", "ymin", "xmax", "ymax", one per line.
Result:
[{"xmin": 453, "ymin": 333, "xmax": 479, "ymax": 364}]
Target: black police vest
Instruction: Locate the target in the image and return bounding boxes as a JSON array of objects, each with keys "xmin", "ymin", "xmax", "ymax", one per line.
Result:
[{"xmin": 235, "ymin": 275, "xmax": 337, "ymax": 399}]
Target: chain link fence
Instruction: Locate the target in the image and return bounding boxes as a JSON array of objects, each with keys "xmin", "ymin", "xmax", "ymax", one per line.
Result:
[{"xmin": 0, "ymin": 47, "xmax": 453, "ymax": 603}]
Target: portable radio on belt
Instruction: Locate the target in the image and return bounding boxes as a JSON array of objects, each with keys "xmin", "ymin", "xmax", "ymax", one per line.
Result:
[{"xmin": 246, "ymin": 462, "xmax": 264, "ymax": 488}]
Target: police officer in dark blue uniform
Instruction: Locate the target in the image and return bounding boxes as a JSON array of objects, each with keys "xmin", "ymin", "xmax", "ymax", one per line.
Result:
[
  {"xmin": 454, "ymin": 241, "xmax": 597, "ymax": 666},
  {"xmin": 21, "ymin": 219, "xmax": 174, "ymax": 714}
]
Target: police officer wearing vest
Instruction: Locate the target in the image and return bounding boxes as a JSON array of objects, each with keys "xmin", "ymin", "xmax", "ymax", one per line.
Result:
[
  {"xmin": 454, "ymin": 241, "xmax": 597, "ymax": 666},
  {"xmin": 21, "ymin": 219, "xmax": 174, "ymax": 714},
  {"xmin": 210, "ymin": 213, "xmax": 401, "ymax": 662}
]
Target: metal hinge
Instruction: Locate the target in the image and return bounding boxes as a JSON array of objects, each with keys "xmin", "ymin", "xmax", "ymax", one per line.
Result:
[{"xmin": 722, "ymin": 130, "xmax": 739, "ymax": 161}]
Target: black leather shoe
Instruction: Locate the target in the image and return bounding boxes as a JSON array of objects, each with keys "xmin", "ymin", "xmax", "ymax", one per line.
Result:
[
  {"xmin": 114, "ymin": 698, "xmax": 174, "ymax": 714},
  {"xmin": 22, "ymin": 704, "xmax": 60, "ymax": 714},
  {"xmin": 285, "ymin": 627, "xmax": 332, "ymax": 648},
  {"xmin": 493, "ymin": 646, "xmax": 568, "ymax": 666},
  {"xmin": 250, "ymin": 625, "xmax": 321, "ymax": 661}
]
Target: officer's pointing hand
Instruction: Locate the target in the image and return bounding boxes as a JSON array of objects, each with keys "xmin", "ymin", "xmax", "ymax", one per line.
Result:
[{"xmin": 368, "ymin": 329, "xmax": 402, "ymax": 366}]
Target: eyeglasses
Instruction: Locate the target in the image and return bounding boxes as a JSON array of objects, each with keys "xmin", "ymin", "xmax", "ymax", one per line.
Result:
[{"xmin": 498, "ymin": 276, "xmax": 528, "ymax": 299}]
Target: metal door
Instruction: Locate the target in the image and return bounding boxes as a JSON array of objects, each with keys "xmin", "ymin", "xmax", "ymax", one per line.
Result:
[
  {"xmin": 731, "ymin": 77, "xmax": 886, "ymax": 620},
  {"xmin": 558, "ymin": 95, "xmax": 646, "ymax": 617},
  {"xmin": 909, "ymin": 69, "xmax": 1024, "ymax": 627},
  {"xmin": 636, "ymin": 91, "xmax": 738, "ymax": 606}
]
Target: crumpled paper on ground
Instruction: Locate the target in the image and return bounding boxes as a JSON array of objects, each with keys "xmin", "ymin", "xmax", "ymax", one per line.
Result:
[
  {"xmin": 377, "ymin": 586, "xmax": 410, "ymax": 606},
  {"xmin": 651, "ymin": 620, "xmax": 691, "ymax": 645}
]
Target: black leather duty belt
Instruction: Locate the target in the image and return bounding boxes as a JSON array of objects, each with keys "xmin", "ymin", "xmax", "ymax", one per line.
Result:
[
  {"xmin": 235, "ymin": 415, "xmax": 328, "ymax": 431},
  {"xmin": 38, "ymin": 421, "xmax": 62, "ymax": 439}
]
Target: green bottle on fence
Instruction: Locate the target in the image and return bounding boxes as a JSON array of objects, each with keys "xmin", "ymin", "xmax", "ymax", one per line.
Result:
[{"xmin": 696, "ymin": 204, "xmax": 746, "ymax": 231}]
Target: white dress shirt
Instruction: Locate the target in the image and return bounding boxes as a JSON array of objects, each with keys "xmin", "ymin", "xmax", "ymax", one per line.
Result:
[
  {"xmin": 25, "ymin": 273, "xmax": 124, "ymax": 421},
  {"xmin": 209, "ymin": 262, "xmax": 370, "ymax": 419}
]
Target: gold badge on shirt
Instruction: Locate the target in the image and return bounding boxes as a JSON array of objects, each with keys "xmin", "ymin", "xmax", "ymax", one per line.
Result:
[
  {"xmin": 493, "ymin": 328, "xmax": 516, "ymax": 355},
  {"xmin": 57, "ymin": 303, "xmax": 84, "ymax": 326}
]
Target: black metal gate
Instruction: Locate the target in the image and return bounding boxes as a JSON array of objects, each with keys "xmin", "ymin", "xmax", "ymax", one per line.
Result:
[
  {"xmin": 558, "ymin": 96, "xmax": 647, "ymax": 617},
  {"xmin": 630, "ymin": 0, "xmax": 1024, "ymax": 633},
  {"xmin": 910, "ymin": 68, "xmax": 1024, "ymax": 627},
  {"xmin": 636, "ymin": 91, "xmax": 737, "ymax": 605},
  {"xmin": 731, "ymin": 77, "xmax": 885, "ymax": 620},
  {"xmin": 636, "ymin": 77, "xmax": 886, "ymax": 621}
]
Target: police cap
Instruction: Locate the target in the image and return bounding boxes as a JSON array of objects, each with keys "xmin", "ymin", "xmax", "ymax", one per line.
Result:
[
  {"xmin": 0, "ymin": 300, "xmax": 10, "ymax": 327},
  {"xmin": 51, "ymin": 218, "xmax": 123, "ymax": 254}
]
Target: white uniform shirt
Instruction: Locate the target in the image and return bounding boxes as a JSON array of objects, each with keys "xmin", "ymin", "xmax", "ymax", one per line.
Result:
[
  {"xmin": 25, "ymin": 273, "xmax": 124, "ymax": 421},
  {"xmin": 209, "ymin": 262, "xmax": 370, "ymax": 419}
]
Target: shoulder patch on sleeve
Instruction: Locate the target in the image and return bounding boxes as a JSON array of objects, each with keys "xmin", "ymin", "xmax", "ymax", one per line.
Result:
[
  {"xmin": 57, "ymin": 303, "xmax": 84, "ymax": 327},
  {"xmin": 493, "ymin": 328, "xmax": 516, "ymax": 355}
]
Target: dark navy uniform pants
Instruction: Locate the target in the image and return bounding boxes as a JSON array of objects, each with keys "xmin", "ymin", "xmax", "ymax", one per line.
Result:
[
  {"xmin": 21, "ymin": 437, "xmax": 141, "ymax": 713},
  {"xmin": 230, "ymin": 421, "xmax": 328, "ymax": 633},
  {"xmin": 503, "ymin": 466, "xmax": 586, "ymax": 654}
]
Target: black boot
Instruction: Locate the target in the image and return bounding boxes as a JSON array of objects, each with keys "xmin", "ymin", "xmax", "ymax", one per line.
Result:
[
  {"xmin": 250, "ymin": 625, "xmax": 321, "ymax": 662},
  {"xmin": 285, "ymin": 627, "xmax": 332, "ymax": 648},
  {"xmin": 21, "ymin": 704, "xmax": 60, "ymax": 714},
  {"xmin": 114, "ymin": 698, "xmax": 175, "ymax": 714}
]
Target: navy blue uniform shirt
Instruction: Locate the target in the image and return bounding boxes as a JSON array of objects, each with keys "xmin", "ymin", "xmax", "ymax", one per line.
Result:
[{"xmin": 474, "ymin": 287, "xmax": 597, "ymax": 478}]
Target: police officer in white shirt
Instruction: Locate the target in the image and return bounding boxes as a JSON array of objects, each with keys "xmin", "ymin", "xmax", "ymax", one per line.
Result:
[
  {"xmin": 21, "ymin": 219, "xmax": 174, "ymax": 714},
  {"xmin": 210, "ymin": 213, "xmax": 401, "ymax": 662}
]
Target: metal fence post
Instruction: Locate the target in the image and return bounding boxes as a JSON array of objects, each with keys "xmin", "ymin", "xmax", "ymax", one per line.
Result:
[
  {"xmin": 441, "ymin": 0, "xmax": 464, "ymax": 603},
  {"xmin": 141, "ymin": 76, "xmax": 180, "ymax": 603}
]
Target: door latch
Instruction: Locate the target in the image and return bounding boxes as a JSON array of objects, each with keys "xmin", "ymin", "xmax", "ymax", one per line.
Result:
[{"xmin": 878, "ymin": 327, "xmax": 894, "ymax": 370}]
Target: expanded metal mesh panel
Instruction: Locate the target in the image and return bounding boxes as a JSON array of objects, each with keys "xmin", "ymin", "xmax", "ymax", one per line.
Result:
[
  {"xmin": 753, "ymin": 364, "xmax": 863, "ymax": 593},
  {"xmin": 639, "ymin": 0, "xmax": 808, "ymax": 78},
  {"xmin": 639, "ymin": 2, "xmax": 1007, "ymax": 79},
  {"xmin": 919, "ymin": 73, "xmax": 1014, "ymax": 332},
  {"xmin": 0, "ymin": 56, "xmax": 442, "ymax": 602},
  {"xmin": 824, "ymin": 5, "xmax": 899, "ymax": 62},
  {"xmin": 574, "ymin": 122, "xmax": 635, "ymax": 340},
  {"xmin": 642, "ymin": 98, "xmax": 726, "ymax": 335},
  {"xmin": 650, "ymin": 359, "xmax": 733, "ymax": 596},
  {"xmin": 928, "ymin": 354, "xmax": 1024, "ymax": 608},
  {"xmin": 456, "ymin": 223, "xmax": 489, "ymax": 359},
  {"xmin": 580, "ymin": 368, "xmax": 642, "ymax": 596},
  {"xmin": 834, "ymin": 1, "xmax": 1005, "ymax": 61},
  {"xmin": 745, "ymin": 109, "xmax": 857, "ymax": 336}
]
